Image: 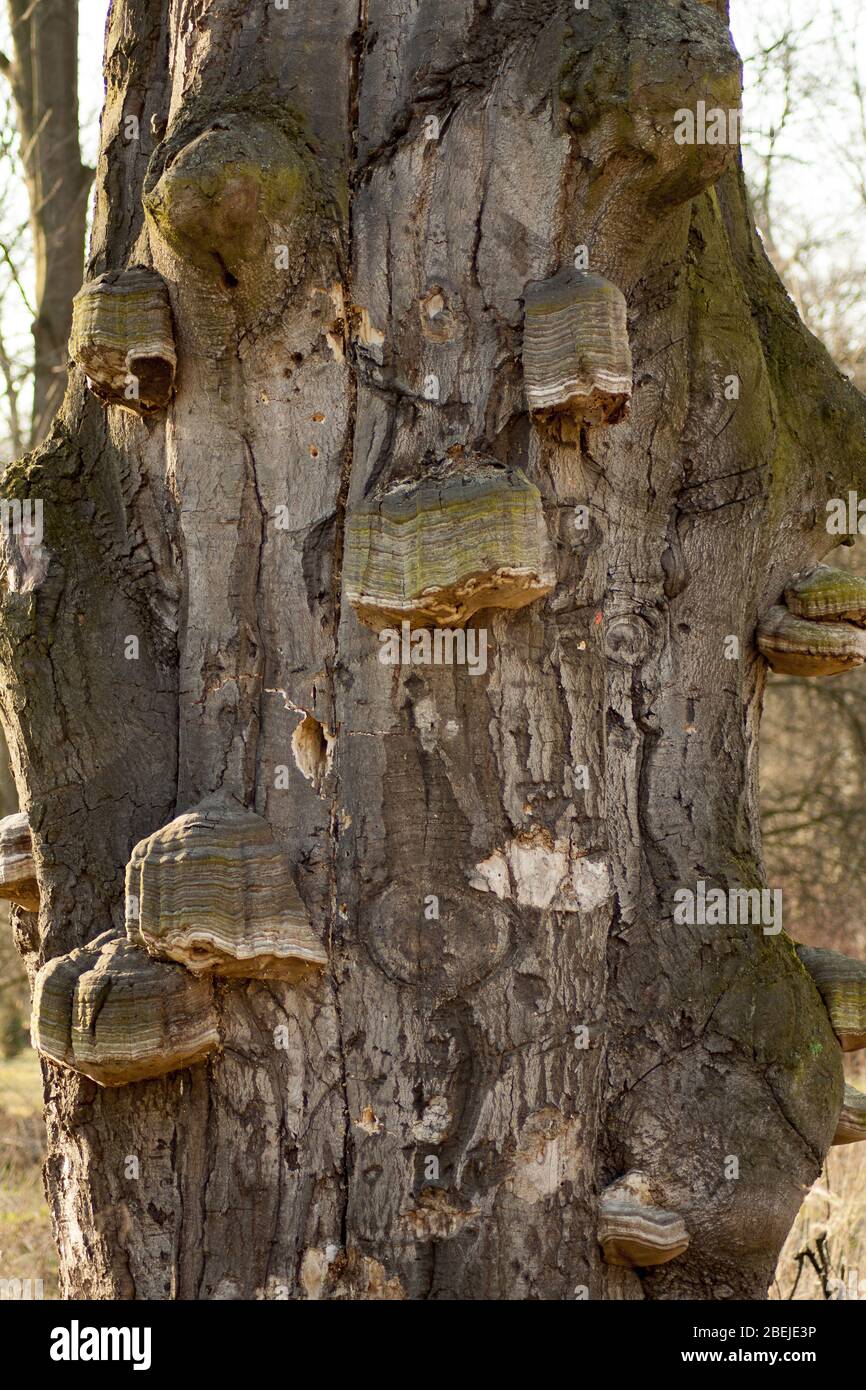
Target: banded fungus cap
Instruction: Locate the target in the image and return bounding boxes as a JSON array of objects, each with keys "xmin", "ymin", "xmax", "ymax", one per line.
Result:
[
  {"xmin": 784, "ymin": 565, "xmax": 866, "ymax": 625},
  {"xmin": 796, "ymin": 944, "xmax": 866, "ymax": 1051},
  {"xmin": 834, "ymin": 1082, "xmax": 866, "ymax": 1145},
  {"xmin": 344, "ymin": 457, "xmax": 555, "ymax": 632},
  {"xmin": 0, "ymin": 811, "xmax": 39, "ymax": 912},
  {"xmin": 522, "ymin": 268, "xmax": 632, "ymax": 435},
  {"xmin": 128, "ymin": 794, "xmax": 327, "ymax": 980},
  {"xmin": 598, "ymin": 1170, "xmax": 689, "ymax": 1269},
  {"xmin": 31, "ymin": 932, "xmax": 219, "ymax": 1086},
  {"xmin": 70, "ymin": 266, "xmax": 176, "ymax": 413},
  {"xmin": 31, "ymin": 931, "xmax": 116, "ymax": 1071},
  {"xmin": 757, "ymin": 606, "xmax": 866, "ymax": 677}
]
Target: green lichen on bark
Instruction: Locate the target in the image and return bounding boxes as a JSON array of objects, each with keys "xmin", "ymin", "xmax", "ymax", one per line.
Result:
[{"xmin": 143, "ymin": 97, "xmax": 342, "ymax": 296}]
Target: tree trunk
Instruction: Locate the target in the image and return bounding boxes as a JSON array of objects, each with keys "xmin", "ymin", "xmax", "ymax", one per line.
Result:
[
  {"xmin": 0, "ymin": 0, "xmax": 862, "ymax": 1301},
  {"xmin": 4, "ymin": 0, "xmax": 90, "ymax": 444}
]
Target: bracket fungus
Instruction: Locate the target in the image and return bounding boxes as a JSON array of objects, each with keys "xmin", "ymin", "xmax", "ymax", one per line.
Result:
[
  {"xmin": 522, "ymin": 269, "xmax": 632, "ymax": 439},
  {"xmin": 127, "ymin": 795, "xmax": 327, "ymax": 980},
  {"xmin": 69, "ymin": 266, "xmax": 176, "ymax": 413},
  {"xmin": 784, "ymin": 565, "xmax": 866, "ymax": 623},
  {"xmin": 834, "ymin": 1083, "xmax": 866, "ymax": 1145},
  {"xmin": 796, "ymin": 945, "xmax": 866, "ymax": 1051},
  {"xmin": 31, "ymin": 931, "xmax": 219, "ymax": 1086},
  {"xmin": 0, "ymin": 811, "xmax": 38, "ymax": 911},
  {"xmin": 598, "ymin": 1171, "xmax": 690, "ymax": 1269},
  {"xmin": 757, "ymin": 608, "xmax": 866, "ymax": 677},
  {"xmin": 344, "ymin": 460, "xmax": 555, "ymax": 632},
  {"xmin": 758, "ymin": 567, "xmax": 866, "ymax": 676}
]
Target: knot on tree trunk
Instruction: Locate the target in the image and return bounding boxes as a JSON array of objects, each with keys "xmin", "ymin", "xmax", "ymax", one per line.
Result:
[
  {"xmin": 143, "ymin": 102, "xmax": 334, "ymax": 352},
  {"xmin": 561, "ymin": 0, "xmax": 742, "ymax": 274}
]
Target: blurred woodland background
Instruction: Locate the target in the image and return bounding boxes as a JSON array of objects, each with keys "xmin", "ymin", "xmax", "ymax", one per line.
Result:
[{"xmin": 0, "ymin": 0, "xmax": 865, "ymax": 1300}]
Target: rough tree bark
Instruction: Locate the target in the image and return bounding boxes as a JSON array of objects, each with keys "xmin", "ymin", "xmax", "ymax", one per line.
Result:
[
  {"xmin": 3, "ymin": 0, "xmax": 91, "ymax": 444},
  {"xmin": 0, "ymin": 0, "xmax": 863, "ymax": 1301}
]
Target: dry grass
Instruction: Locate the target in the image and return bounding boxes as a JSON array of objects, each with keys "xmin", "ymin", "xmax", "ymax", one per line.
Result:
[
  {"xmin": 771, "ymin": 1150, "xmax": 866, "ymax": 1300},
  {"xmin": 0, "ymin": 1049, "xmax": 57, "ymax": 1299},
  {"xmin": 770, "ymin": 1058, "xmax": 866, "ymax": 1301}
]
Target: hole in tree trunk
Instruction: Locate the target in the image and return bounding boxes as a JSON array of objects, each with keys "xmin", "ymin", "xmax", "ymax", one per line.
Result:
[{"xmin": 291, "ymin": 715, "xmax": 335, "ymax": 794}]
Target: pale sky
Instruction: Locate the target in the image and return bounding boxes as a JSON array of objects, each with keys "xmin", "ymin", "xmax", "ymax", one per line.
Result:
[{"xmin": 731, "ymin": 0, "xmax": 866, "ymax": 249}]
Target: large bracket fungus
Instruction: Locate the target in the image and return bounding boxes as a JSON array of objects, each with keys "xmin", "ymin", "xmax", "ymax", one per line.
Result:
[
  {"xmin": 0, "ymin": 811, "xmax": 39, "ymax": 912},
  {"xmin": 834, "ymin": 1083, "xmax": 866, "ymax": 1145},
  {"xmin": 127, "ymin": 794, "xmax": 327, "ymax": 981},
  {"xmin": 796, "ymin": 944, "xmax": 866, "ymax": 1052},
  {"xmin": 598, "ymin": 1171, "xmax": 690, "ymax": 1269},
  {"xmin": 69, "ymin": 266, "xmax": 176, "ymax": 413},
  {"xmin": 31, "ymin": 931, "xmax": 219, "ymax": 1087},
  {"xmin": 758, "ymin": 566, "xmax": 866, "ymax": 676},
  {"xmin": 522, "ymin": 269, "xmax": 632, "ymax": 440},
  {"xmin": 344, "ymin": 459, "xmax": 555, "ymax": 632}
]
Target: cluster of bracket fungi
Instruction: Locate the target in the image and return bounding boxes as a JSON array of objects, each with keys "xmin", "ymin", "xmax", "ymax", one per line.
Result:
[
  {"xmin": 758, "ymin": 566, "xmax": 866, "ymax": 676},
  {"xmin": 56, "ymin": 125, "xmax": 641, "ymax": 1101},
  {"xmin": 7, "ymin": 797, "xmax": 325, "ymax": 1087},
  {"xmin": 344, "ymin": 271, "xmax": 630, "ymax": 631},
  {"xmin": 67, "ymin": 247, "xmax": 632, "ymax": 635}
]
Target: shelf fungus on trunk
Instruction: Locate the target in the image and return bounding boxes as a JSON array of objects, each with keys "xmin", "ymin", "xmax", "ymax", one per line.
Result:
[
  {"xmin": 126, "ymin": 794, "xmax": 328, "ymax": 981},
  {"xmin": 784, "ymin": 565, "xmax": 866, "ymax": 624},
  {"xmin": 344, "ymin": 459, "xmax": 555, "ymax": 632},
  {"xmin": 522, "ymin": 269, "xmax": 632, "ymax": 440},
  {"xmin": 69, "ymin": 266, "xmax": 176, "ymax": 413},
  {"xmin": 833, "ymin": 1083, "xmax": 866, "ymax": 1145},
  {"xmin": 756, "ymin": 606, "xmax": 866, "ymax": 677},
  {"xmin": 0, "ymin": 811, "xmax": 39, "ymax": 912},
  {"xmin": 796, "ymin": 945, "xmax": 866, "ymax": 1051},
  {"xmin": 598, "ymin": 1171, "xmax": 690, "ymax": 1269},
  {"xmin": 31, "ymin": 931, "xmax": 219, "ymax": 1086}
]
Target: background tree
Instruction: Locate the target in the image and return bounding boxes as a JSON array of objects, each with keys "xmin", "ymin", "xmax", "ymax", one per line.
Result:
[
  {"xmin": 1, "ymin": 0, "xmax": 865, "ymax": 1302},
  {"xmin": 2, "ymin": 0, "xmax": 90, "ymax": 445}
]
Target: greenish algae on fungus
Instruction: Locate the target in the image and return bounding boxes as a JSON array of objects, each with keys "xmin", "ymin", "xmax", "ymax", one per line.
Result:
[{"xmin": 344, "ymin": 458, "xmax": 556, "ymax": 632}]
